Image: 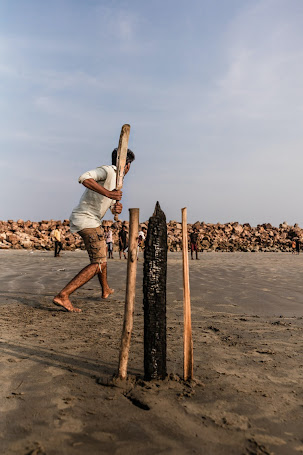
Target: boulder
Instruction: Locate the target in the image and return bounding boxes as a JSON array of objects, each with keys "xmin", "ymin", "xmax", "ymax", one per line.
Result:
[{"xmin": 233, "ymin": 225, "xmax": 243, "ymax": 235}]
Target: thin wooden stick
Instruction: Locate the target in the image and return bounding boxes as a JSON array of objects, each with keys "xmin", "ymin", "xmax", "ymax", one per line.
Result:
[
  {"xmin": 181, "ymin": 207, "xmax": 194, "ymax": 381},
  {"xmin": 118, "ymin": 208, "xmax": 139, "ymax": 379}
]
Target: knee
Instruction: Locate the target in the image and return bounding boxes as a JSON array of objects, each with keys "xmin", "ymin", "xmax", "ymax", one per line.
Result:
[{"xmin": 89, "ymin": 263, "xmax": 100, "ymax": 274}]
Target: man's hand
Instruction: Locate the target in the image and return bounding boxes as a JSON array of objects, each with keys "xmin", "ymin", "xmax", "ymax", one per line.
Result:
[
  {"xmin": 107, "ymin": 189, "xmax": 122, "ymax": 201},
  {"xmin": 112, "ymin": 201, "xmax": 122, "ymax": 214}
]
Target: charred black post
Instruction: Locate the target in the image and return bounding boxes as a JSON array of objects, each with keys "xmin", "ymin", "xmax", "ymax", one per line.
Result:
[{"xmin": 143, "ymin": 201, "xmax": 167, "ymax": 380}]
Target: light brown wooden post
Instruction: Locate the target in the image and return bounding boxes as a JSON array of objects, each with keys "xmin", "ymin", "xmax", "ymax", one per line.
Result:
[
  {"xmin": 118, "ymin": 208, "xmax": 139, "ymax": 379},
  {"xmin": 181, "ymin": 207, "xmax": 194, "ymax": 381}
]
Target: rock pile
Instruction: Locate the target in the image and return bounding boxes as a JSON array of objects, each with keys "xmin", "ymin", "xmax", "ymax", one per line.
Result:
[
  {"xmin": 167, "ymin": 220, "xmax": 301, "ymax": 252},
  {"xmin": 0, "ymin": 219, "xmax": 80, "ymax": 251},
  {"xmin": 0, "ymin": 219, "xmax": 301, "ymax": 252}
]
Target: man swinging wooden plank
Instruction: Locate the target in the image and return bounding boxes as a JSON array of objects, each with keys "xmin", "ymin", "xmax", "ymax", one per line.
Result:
[{"xmin": 53, "ymin": 125, "xmax": 134, "ymax": 313}]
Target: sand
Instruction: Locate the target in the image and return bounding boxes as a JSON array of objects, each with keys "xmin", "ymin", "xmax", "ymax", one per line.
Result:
[{"xmin": 0, "ymin": 250, "xmax": 303, "ymax": 455}]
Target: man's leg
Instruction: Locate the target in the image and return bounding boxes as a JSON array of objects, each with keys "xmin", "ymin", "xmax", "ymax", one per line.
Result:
[
  {"xmin": 196, "ymin": 245, "xmax": 199, "ymax": 260},
  {"xmin": 58, "ymin": 242, "xmax": 63, "ymax": 256},
  {"xmin": 83, "ymin": 227, "xmax": 114, "ymax": 299},
  {"xmin": 53, "ymin": 263, "xmax": 99, "ymax": 312},
  {"xmin": 54, "ymin": 241, "xmax": 58, "ymax": 257},
  {"xmin": 97, "ymin": 263, "xmax": 114, "ymax": 299}
]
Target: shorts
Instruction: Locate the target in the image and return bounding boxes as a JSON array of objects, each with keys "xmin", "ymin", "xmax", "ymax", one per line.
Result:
[
  {"xmin": 78, "ymin": 226, "xmax": 107, "ymax": 264},
  {"xmin": 119, "ymin": 241, "xmax": 127, "ymax": 251},
  {"xmin": 106, "ymin": 242, "xmax": 113, "ymax": 252},
  {"xmin": 191, "ymin": 243, "xmax": 198, "ymax": 252}
]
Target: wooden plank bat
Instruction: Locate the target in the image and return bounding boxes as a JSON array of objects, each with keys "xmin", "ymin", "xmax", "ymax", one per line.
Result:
[{"xmin": 114, "ymin": 124, "xmax": 131, "ymax": 221}]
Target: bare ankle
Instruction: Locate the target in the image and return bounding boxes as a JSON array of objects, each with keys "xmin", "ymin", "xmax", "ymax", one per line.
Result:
[
  {"xmin": 102, "ymin": 287, "xmax": 114, "ymax": 299},
  {"xmin": 58, "ymin": 291, "xmax": 67, "ymax": 299}
]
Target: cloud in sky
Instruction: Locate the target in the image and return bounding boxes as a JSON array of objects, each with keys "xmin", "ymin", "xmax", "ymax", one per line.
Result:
[{"xmin": 1, "ymin": 0, "xmax": 303, "ymax": 225}]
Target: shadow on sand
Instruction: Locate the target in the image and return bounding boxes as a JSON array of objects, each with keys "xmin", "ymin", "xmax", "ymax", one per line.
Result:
[{"xmin": 0, "ymin": 340, "xmax": 141, "ymax": 380}]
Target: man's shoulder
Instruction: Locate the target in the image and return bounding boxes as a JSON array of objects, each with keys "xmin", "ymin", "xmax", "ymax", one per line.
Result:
[
  {"xmin": 98, "ymin": 165, "xmax": 116, "ymax": 178},
  {"xmin": 97, "ymin": 165, "xmax": 116, "ymax": 171}
]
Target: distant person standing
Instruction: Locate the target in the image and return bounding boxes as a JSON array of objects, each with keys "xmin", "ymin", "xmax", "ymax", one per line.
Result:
[
  {"xmin": 106, "ymin": 226, "xmax": 114, "ymax": 259},
  {"xmin": 119, "ymin": 224, "xmax": 128, "ymax": 259},
  {"xmin": 296, "ymin": 238, "xmax": 300, "ymax": 254},
  {"xmin": 51, "ymin": 224, "xmax": 63, "ymax": 257},
  {"xmin": 190, "ymin": 227, "xmax": 199, "ymax": 260},
  {"xmin": 292, "ymin": 240, "xmax": 296, "ymax": 254},
  {"xmin": 137, "ymin": 227, "xmax": 147, "ymax": 258},
  {"xmin": 138, "ymin": 227, "xmax": 147, "ymax": 249}
]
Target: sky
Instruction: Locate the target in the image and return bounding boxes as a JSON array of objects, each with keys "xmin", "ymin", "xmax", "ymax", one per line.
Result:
[{"xmin": 1, "ymin": 0, "xmax": 303, "ymax": 226}]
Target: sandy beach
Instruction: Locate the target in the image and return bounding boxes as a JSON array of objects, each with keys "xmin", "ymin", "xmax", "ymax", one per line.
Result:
[{"xmin": 1, "ymin": 250, "xmax": 303, "ymax": 455}]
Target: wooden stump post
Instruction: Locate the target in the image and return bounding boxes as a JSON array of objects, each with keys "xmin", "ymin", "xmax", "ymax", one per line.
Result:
[
  {"xmin": 118, "ymin": 208, "xmax": 139, "ymax": 379},
  {"xmin": 143, "ymin": 202, "xmax": 167, "ymax": 380},
  {"xmin": 182, "ymin": 207, "xmax": 194, "ymax": 381}
]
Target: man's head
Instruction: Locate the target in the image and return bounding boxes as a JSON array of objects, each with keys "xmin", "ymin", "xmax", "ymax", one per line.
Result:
[
  {"xmin": 112, "ymin": 148, "xmax": 135, "ymax": 175},
  {"xmin": 122, "ymin": 224, "xmax": 127, "ymax": 231},
  {"xmin": 56, "ymin": 224, "xmax": 60, "ymax": 229}
]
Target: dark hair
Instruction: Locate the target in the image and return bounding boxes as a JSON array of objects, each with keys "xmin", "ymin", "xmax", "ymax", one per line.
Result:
[{"xmin": 112, "ymin": 148, "xmax": 135, "ymax": 166}]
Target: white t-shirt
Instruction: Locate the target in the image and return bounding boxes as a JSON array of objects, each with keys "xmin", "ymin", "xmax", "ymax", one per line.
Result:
[
  {"xmin": 106, "ymin": 230, "xmax": 113, "ymax": 243},
  {"xmin": 138, "ymin": 231, "xmax": 146, "ymax": 241},
  {"xmin": 69, "ymin": 165, "xmax": 117, "ymax": 233}
]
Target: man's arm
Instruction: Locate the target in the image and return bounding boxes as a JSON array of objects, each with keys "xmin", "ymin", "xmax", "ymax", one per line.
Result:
[
  {"xmin": 79, "ymin": 167, "xmax": 121, "ymax": 200},
  {"xmin": 82, "ymin": 178, "xmax": 122, "ymax": 201}
]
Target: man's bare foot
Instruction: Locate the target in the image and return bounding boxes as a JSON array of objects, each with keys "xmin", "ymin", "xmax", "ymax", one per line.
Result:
[
  {"xmin": 53, "ymin": 295, "xmax": 82, "ymax": 313},
  {"xmin": 102, "ymin": 288, "xmax": 114, "ymax": 299}
]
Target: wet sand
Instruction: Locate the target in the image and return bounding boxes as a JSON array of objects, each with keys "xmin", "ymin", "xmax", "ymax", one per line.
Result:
[{"xmin": 0, "ymin": 250, "xmax": 303, "ymax": 454}]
